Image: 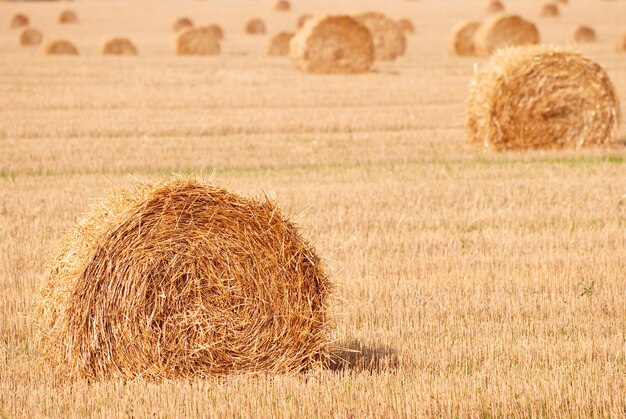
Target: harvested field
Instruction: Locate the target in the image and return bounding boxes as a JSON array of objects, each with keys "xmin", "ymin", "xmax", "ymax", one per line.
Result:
[{"xmin": 0, "ymin": 0, "xmax": 625, "ymax": 417}]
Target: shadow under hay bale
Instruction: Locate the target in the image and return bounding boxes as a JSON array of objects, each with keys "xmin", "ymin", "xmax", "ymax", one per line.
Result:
[
  {"xmin": 35, "ymin": 177, "xmax": 332, "ymax": 381},
  {"xmin": 10, "ymin": 13, "xmax": 29, "ymax": 29},
  {"xmin": 573, "ymin": 25, "xmax": 596, "ymax": 43},
  {"xmin": 329, "ymin": 341, "xmax": 401, "ymax": 373},
  {"xmin": 20, "ymin": 28, "xmax": 43, "ymax": 46},
  {"xmin": 449, "ymin": 20, "xmax": 481, "ymax": 56},
  {"xmin": 173, "ymin": 17, "xmax": 193, "ymax": 32},
  {"xmin": 59, "ymin": 10, "xmax": 78, "ymax": 24},
  {"xmin": 541, "ymin": 3, "xmax": 559, "ymax": 17},
  {"xmin": 176, "ymin": 26, "xmax": 221, "ymax": 55},
  {"xmin": 267, "ymin": 32, "xmax": 294, "ymax": 56},
  {"xmin": 290, "ymin": 15, "xmax": 374, "ymax": 74},
  {"xmin": 474, "ymin": 14, "xmax": 539, "ymax": 57},
  {"xmin": 101, "ymin": 37, "xmax": 138, "ymax": 55},
  {"xmin": 43, "ymin": 39, "xmax": 78, "ymax": 55},
  {"xmin": 486, "ymin": 0, "xmax": 505, "ymax": 14},
  {"xmin": 275, "ymin": 0, "xmax": 290, "ymax": 12},
  {"xmin": 397, "ymin": 18, "xmax": 415, "ymax": 35},
  {"xmin": 466, "ymin": 45, "xmax": 621, "ymax": 151},
  {"xmin": 246, "ymin": 18, "xmax": 266, "ymax": 35},
  {"xmin": 355, "ymin": 12, "xmax": 406, "ymax": 61}
]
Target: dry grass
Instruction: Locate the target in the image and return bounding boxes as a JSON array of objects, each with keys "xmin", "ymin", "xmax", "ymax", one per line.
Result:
[{"xmin": 0, "ymin": 0, "xmax": 625, "ymax": 416}]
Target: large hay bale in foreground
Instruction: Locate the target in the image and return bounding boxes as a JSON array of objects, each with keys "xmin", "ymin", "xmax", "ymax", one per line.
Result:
[
  {"xmin": 268, "ymin": 31, "xmax": 294, "ymax": 56},
  {"xmin": 474, "ymin": 15, "xmax": 540, "ymax": 56},
  {"xmin": 466, "ymin": 46, "xmax": 621, "ymax": 150},
  {"xmin": 355, "ymin": 12, "xmax": 406, "ymax": 61},
  {"xmin": 101, "ymin": 37, "xmax": 138, "ymax": 55},
  {"xmin": 486, "ymin": 0, "xmax": 505, "ymax": 14},
  {"xmin": 397, "ymin": 18, "xmax": 415, "ymax": 34},
  {"xmin": 173, "ymin": 17, "xmax": 193, "ymax": 32},
  {"xmin": 59, "ymin": 10, "xmax": 78, "ymax": 24},
  {"xmin": 35, "ymin": 177, "xmax": 332, "ymax": 381},
  {"xmin": 618, "ymin": 32, "xmax": 626, "ymax": 52},
  {"xmin": 43, "ymin": 39, "xmax": 78, "ymax": 55},
  {"xmin": 573, "ymin": 25, "xmax": 596, "ymax": 43},
  {"xmin": 10, "ymin": 13, "xmax": 29, "ymax": 29},
  {"xmin": 246, "ymin": 18, "xmax": 266, "ymax": 34},
  {"xmin": 541, "ymin": 3, "xmax": 559, "ymax": 17},
  {"xmin": 297, "ymin": 14, "xmax": 312, "ymax": 29},
  {"xmin": 290, "ymin": 15, "xmax": 374, "ymax": 74},
  {"xmin": 448, "ymin": 20, "xmax": 481, "ymax": 56},
  {"xmin": 176, "ymin": 26, "xmax": 220, "ymax": 55},
  {"xmin": 20, "ymin": 28, "xmax": 43, "ymax": 46},
  {"xmin": 275, "ymin": 0, "xmax": 290, "ymax": 11}
]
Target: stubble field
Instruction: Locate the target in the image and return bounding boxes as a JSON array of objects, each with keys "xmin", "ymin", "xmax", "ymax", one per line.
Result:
[{"xmin": 1, "ymin": 0, "xmax": 625, "ymax": 417}]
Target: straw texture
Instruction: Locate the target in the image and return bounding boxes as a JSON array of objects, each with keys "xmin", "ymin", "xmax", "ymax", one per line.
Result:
[
  {"xmin": 35, "ymin": 177, "xmax": 332, "ymax": 381},
  {"xmin": 43, "ymin": 39, "xmax": 78, "ymax": 55},
  {"xmin": 173, "ymin": 17, "xmax": 193, "ymax": 32},
  {"xmin": 246, "ymin": 19, "xmax": 266, "ymax": 34},
  {"xmin": 448, "ymin": 20, "xmax": 481, "ymax": 56},
  {"xmin": 268, "ymin": 32, "xmax": 294, "ymax": 56},
  {"xmin": 355, "ymin": 12, "xmax": 406, "ymax": 61},
  {"xmin": 101, "ymin": 38, "xmax": 138, "ymax": 55},
  {"xmin": 59, "ymin": 10, "xmax": 78, "ymax": 24},
  {"xmin": 474, "ymin": 14, "xmax": 539, "ymax": 56},
  {"xmin": 573, "ymin": 26, "xmax": 596, "ymax": 43},
  {"xmin": 290, "ymin": 15, "xmax": 374, "ymax": 74},
  {"xmin": 467, "ymin": 45, "xmax": 621, "ymax": 150},
  {"xmin": 10, "ymin": 13, "xmax": 28, "ymax": 29},
  {"xmin": 176, "ymin": 27, "xmax": 220, "ymax": 55},
  {"xmin": 20, "ymin": 28, "xmax": 42, "ymax": 46}
]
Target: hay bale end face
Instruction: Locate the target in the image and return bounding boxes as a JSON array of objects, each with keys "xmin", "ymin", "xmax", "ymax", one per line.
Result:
[
  {"xmin": 449, "ymin": 20, "xmax": 481, "ymax": 56},
  {"xmin": 297, "ymin": 14, "xmax": 312, "ymax": 29},
  {"xmin": 466, "ymin": 46, "xmax": 621, "ymax": 151},
  {"xmin": 176, "ymin": 27, "xmax": 220, "ymax": 55},
  {"xmin": 486, "ymin": 0, "xmax": 505, "ymax": 14},
  {"xmin": 541, "ymin": 3, "xmax": 559, "ymax": 17},
  {"xmin": 355, "ymin": 12, "xmax": 406, "ymax": 61},
  {"xmin": 173, "ymin": 17, "xmax": 193, "ymax": 32},
  {"xmin": 618, "ymin": 32, "xmax": 626, "ymax": 52},
  {"xmin": 290, "ymin": 15, "xmax": 374, "ymax": 74},
  {"xmin": 20, "ymin": 28, "xmax": 43, "ymax": 46},
  {"xmin": 43, "ymin": 39, "xmax": 78, "ymax": 55},
  {"xmin": 35, "ymin": 177, "xmax": 332, "ymax": 381},
  {"xmin": 10, "ymin": 13, "xmax": 29, "ymax": 29},
  {"xmin": 246, "ymin": 18, "xmax": 266, "ymax": 34},
  {"xmin": 474, "ymin": 14, "xmax": 540, "ymax": 57},
  {"xmin": 573, "ymin": 26, "xmax": 596, "ymax": 43},
  {"xmin": 59, "ymin": 10, "xmax": 78, "ymax": 24},
  {"xmin": 268, "ymin": 32, "xmax": 294, "ymax": 56},
  {"xmin": 101, "ymin": 38, "xmax": 138, "ymax": 55},
  {"xmin": 397, "ymin": 18, "xmax": 415, "ymax": 34},
  {"xmin": 275, "ymin": 0, "xmax": 290, "ymax": 11}
]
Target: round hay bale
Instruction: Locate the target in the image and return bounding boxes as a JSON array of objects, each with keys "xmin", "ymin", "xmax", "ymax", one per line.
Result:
[
  {"xmin": 101, "ymin": 37, "xmax": 138, "ymax": 55},
  {"xmin": 10, "ymin": 13, "xmax": 29, "ymax": 29},
  {"xmin": 267, "ymin": 31, "xmax": 294, "ymax": 56},
  {"xmin": 274, "ymin": 0, "xmax": 290, "ymax": 11},
  {"xmin": 246, "ymin": 18, "xmax": 266, "ymax": 35},
  {"xmin": 617, "ymin": 32, "xmax": 626, "ymax": 52},
  {"xmin": 297, "ymin": 14, "xmax": 312, "ymax": 29},
  {"xmin": 556, "ymin": 0, "xmax": 568, "ymax": 4},
  {"xmin": 43, "ymin": 39, "xmax": 78, "ymax": 55},
  {"xmin": 573, "ymin": 25, "xmax": 596, "ymax": 43},
  {"xmin": 397, "ymin": 18, "xmax": 415, "ymax": 34},
  {"xmin": 290, "ymin": 15, "xmax": 374, "ymax": 74},
  {"xmin": 176, "ymin": 26, "xmax": 220, "ymax": 55},
  {"xmin": 35, "ymin": 177, "xmax": 332, "ymax": 381},
  {"xmin": 20, "ymin": 28, "xmax": 43, "ymax": 46},
  {"xmin": 173, "ymin": 17, "xmax": 193, "ymax": 32},
  {"xmin": 486, "ymin": 0, "xmax": 505, "ymax": 14},
  {"xmin": 355, "ymin": 12, "xmax": 406, "ymax": 61},
  {"xmin": 466, "ymin": 45, "xmax": 621, "ymax": 150},
  {"xmin": 541, "ymin": 3, "xmax": 559, "ymax": 17},
  {"xmin": 474, "ymin": 14, "xmax": 540, "ymax": 57},
  {"xmin": 59, "ymin": 10, "xmax": 78, "ymax": 24},
  {"xmin": 448, "ymin": 20, "xmax": 481, "ymax": 56},
  {"xmin": 207, "ymin": 24, "xmax": 224, "ymax": 40}
]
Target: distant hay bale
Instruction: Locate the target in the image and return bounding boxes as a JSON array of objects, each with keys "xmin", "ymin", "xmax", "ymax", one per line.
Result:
[
  {"xmin": 275, "ymin": 0, "xmax": 290, "ymax": 11},
  {"xmin": 101, "ymin": 37, "xmax": 138, "ymax": 55},
  {"xmin": 246, "ymin": 18, "xmax": 266, "ymax": 34},
  {"xmin": 448, "ymin": 20, "xmax": 481, "ymax": 56},
  {"xmin": 355, "ymin": 12, "xmax": 406, "ymax": 61},
  {"xmin": 541, "ymin": 3, "xmax": 559, "ymax": 17},
  {"xmin": 43, "ymin": 39, "xmax": 78, "ymax": 55},
  {"xmin": 297, "ymin": 14, "xmax": 312, "ymax": 29},
  {"xmin": 58, "ymin": 10, "xmax": 78, "ymax": 24},
  {"xmin": 35, "ymin": 177, "xmax": 332, "ymax": 381},
  {"xmin": 466, "ymin": 45, "xmax": 621, "ymax": 150},
  {"xmin": 474, "ymin": 15, "xmax": 540, "ymax": 56},
  {"xmin": 290, "ymin": 15, "xmax": 374, "ymax": 74},
  {"xmin": 20, "ymin": 28, "xmax": 43, "ymax": 46},
  {"xmin": 207, "ymin": 24, "xmax": 224, "ymax": 40},
  {"xmin": 397, "ymin": 18, "xmax": 415, "ymax": 34},
  {"xmin": 10, "ymin": 13, "xmax": 29, "ymax": 29},
  {"xmin": 486, "ymin": 0, "xmax": 505, "ymax": 14},
  {"xmin": 618, "ymin": 32, "xmax": 626, "ymax": 51},
  {"xmin": 573, "ymin": 25, "xmax": 596, "ymax": 43},
  {"xmin": 267, "ymin": 31, "xmax": 294, "ymax": 56},
  {"xmin": 556, "ymin": 0, "xmax": 568, "ymax": 4},
  {"xmin": 176, "ymin": 26, "xmax": 220, "ymax": 55},
  {"xmin": 173, "ymin": 17, "xmax": 193, "ymax": 32}
]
